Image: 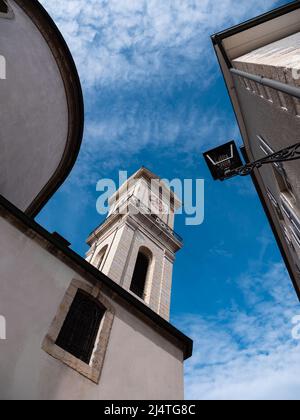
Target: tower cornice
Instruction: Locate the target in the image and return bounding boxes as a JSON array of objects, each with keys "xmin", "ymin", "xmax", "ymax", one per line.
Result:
[{"xmin": 87, "ymin": 198, "xmax": 183, "ymax": 253}]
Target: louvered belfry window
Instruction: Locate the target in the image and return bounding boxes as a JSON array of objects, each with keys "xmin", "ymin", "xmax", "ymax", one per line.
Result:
[{"xmin": 56, "ymin": 290, "xmax": 106, "ymax": 364}]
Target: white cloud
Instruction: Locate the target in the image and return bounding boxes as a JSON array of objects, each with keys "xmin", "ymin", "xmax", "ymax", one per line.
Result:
[
  {"xmin": 35, "ymin": 2, "xmax": 300, "ymax": 399},
  {"xmin": 85, "ymin": 110, "xmax": 237, "ymax": 153},
  {"xmin": 37, "ymin": 0, "xmax": 287, "ymax": 189},
  {"xmin": 209, "ymin": 240, "xmax": 233, "ymax": 258},
  {"xmin": 38, "ymin": 0, "xmax": 282, "ymax": 180},
  {"xmin": 40, "ymin": 0, "xmax": 280, "ymax": 88},
  {"xmin": 176, "ymin": 263, "xmax": 300, "ymax": 400},
  {"xmin": 66, "ymin": 111, "xmax": 238, "ymax": 186}
]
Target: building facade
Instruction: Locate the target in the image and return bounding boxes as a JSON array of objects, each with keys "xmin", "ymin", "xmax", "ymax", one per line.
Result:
[
  {"xmin": 0, "ymin": 193, "xmax": 192, "ymax": 400},
  {"xmin": 0, "ymin": 190, "xmax": 192, "ymax": 400},
  {"xmin": 212, "ymin": 1, "xmax": 300, "ymax": 297}
]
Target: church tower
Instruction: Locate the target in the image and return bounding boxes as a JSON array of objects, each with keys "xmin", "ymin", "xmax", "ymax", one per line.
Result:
[{"xmin": 86, "ymin": 167, "xmax": 183, "ymax": 320}]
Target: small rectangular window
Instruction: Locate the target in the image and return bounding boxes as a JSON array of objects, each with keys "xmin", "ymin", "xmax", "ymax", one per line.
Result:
[
  {"xmin": 281, "ymin": 194, "xmax": 300, "ymax": 247},
  {"xmin": 56, "ymin": 290, "xmax": 106, "ymax": 364},
  {"xmin": 42, "ymin": 280, "xmax": 115, "ymax": 384},
  {"xmin": 281, "ymin": 195, "xmax": 300, "ymax": 229},
  {"xmin": 281, "ymin": 201, "xmax": 291, "ymax": 219},
  {"xmin": 267, "ymin": 188, "xmax": 278, "ymax": 208},
  {"xmin": 266, "ymin": 188, "xmax": 284, "ymax": 220},
  {"xmin": 257, "ymin": 135, "xmax": 285, "ymax": 171},
  {"xmin": 291, "ymin": 227, "xmax": 300, "ymax": 248},
  {"xmin": 258, "ymin": 135, "xmax": 274, "ymax": 156},
  {"xmin": 258, "ymin": 136, "xmax": 295, "ymax": 198},
  {"xmin": 283, "ymin": 227, "xmax": 293, "ymax": 248},
  {"xmin": 257, "ymin": 135, "xmax": 283, "ymax": 168}
]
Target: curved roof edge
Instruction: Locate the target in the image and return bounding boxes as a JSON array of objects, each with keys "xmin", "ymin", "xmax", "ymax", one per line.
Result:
[{"xmin": 15, "ymin": 0, "xmax": 84, "ymax": 218}]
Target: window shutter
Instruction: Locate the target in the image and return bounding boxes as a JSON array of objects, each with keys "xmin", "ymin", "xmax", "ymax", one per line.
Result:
[{"xmin": 56, "ymin": 290, "xmax": 106, "ymax": 364}]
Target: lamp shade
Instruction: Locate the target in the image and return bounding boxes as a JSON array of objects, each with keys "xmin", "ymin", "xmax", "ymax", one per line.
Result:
[{"xmin": 203, "ymin": 141, "xmax": 243, "ymax": 181}]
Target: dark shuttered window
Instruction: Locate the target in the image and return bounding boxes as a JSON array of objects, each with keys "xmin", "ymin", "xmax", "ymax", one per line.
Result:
[
  {"xmin": 56, "ymin": 290, "xmax": 106, "ymax": 364},
  {"xmin": 0, "ymin": 1, "xmax": 8, "ymax": 14},
  {"xmin": 130, "ymin": 252, "xmax": 150, "ymax": 299}
]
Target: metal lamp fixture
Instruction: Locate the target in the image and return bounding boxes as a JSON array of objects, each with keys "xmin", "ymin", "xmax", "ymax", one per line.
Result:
[
  {"xmin": 203, "ymin": 140, "xmax": 300, "ymax": 181},
  {"xmin": 203, "ymin": 61, "xmax": 300, "ymax": 182}
]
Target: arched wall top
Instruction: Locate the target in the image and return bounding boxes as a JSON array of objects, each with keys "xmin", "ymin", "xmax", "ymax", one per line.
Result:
[{"xmin": 0, "ymin": 0, "xmax": 84, "ymax": 217}]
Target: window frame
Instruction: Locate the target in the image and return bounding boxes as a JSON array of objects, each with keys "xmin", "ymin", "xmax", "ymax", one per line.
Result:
[
  {"xmin": 42, "ymin": 279, "xmax": 115, "ymax": 384},
  {"xmin": 281, "ymin": 194, "xmax": 300, "ymax": 249},
  {"xmin": 258, "ymin": 135, "xmax": 295, "ymax": 200},
  {"xmin": 291, "ymin": 227, "xmax": 300, "ymax": 248},
  {"xmin": 283, "ymin": 226, "xmax": 294, "ymax": 249},
  {"xmin": 55, "ymin": 289, "xmax": 106, "ymax": 365},
  {"xmin": 266, "ymin": 187, "xmax": 284, "ymax": 221},
  {"xmin": 257, "ymin": 135, "xmax": 283, "ymax": 171},
  {"xmin": 267, "ymin": 188, "xmax": 279, "ymax": 208}
]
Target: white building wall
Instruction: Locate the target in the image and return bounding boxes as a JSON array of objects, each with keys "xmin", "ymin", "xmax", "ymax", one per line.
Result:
[
  {"xmin": 232, "ymin": 32, "xmax": 300, "ymax": 285},
  {"xmin": 0, "ymin": 1, "xmax": 79, "ymax": 212}
]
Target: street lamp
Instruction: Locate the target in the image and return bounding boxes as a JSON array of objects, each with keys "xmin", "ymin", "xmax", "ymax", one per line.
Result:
[{"xmin": 203, "ymin": 140, "xmax": 300, "ymax": 181}]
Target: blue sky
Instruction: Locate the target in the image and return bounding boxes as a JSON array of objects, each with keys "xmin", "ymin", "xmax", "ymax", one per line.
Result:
[{"xmin": 38, "ymin": 0, "xmax": 300, "ymax": 399}]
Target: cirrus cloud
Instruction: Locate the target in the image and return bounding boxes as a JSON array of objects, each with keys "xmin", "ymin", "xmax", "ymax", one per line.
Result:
[
  {"xmin": 176, "ymin": 262, "xmax": 300, "ymax": 400},
  {"xmin": 38, "ymin": 0, "xmax": 282, "ymax": 180},
  {"xmin": 40, "ymin": 0, "xmax": 280, "ymax": 88}
]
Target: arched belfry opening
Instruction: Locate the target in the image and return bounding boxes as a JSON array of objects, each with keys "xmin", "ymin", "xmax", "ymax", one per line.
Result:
[
  {"xmin": 56, "ymin": 290, "xmax": 106, "ymax": 364},
  {"xmin": 130, "ymin": 248, "xmax": 152, "ymax": 299}
]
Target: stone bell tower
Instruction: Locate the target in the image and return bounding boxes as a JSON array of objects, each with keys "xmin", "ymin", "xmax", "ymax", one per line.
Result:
[{"xmin": 86, "ymin": 167, "xmax": 183, "ymax": 320}]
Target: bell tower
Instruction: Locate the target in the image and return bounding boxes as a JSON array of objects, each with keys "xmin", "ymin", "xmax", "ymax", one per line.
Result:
[{"xmin": 86, "ymin": 167, "xmax": 183, "ymax": 320}]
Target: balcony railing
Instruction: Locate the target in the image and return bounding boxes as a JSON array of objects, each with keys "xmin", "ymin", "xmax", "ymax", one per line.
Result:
[
  {"xmin": 131, "ymin": 196, "xmax": 183, "ymax": 244},
  {"xmin": 91, "ymin": 194, "xmax": 183, "ymax": 244}
]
